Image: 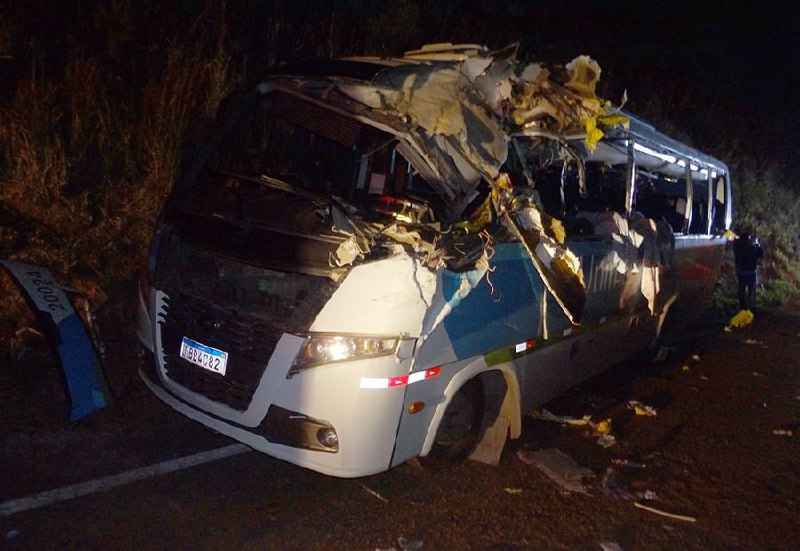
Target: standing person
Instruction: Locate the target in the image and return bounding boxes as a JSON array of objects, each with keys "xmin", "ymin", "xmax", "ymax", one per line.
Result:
[{"xmin": 733, "ymin": 230, "xmax": 763, "ymax": 311}]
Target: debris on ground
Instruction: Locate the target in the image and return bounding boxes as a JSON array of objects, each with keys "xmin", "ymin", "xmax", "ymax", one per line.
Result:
[
  {"xmin": 700, "ymin": 375, "xmax": 709, "ymax": 381},
  {"xmin": 531, "ymin": 408, "xmax": 592, "ymax": 426},
  {"xmin": 596, "ymin": 434, "xmax": 617, "ymax": 448},
  {"xmin": 593, "ymin": 418, "xmax": 612, "ymax": 434},
  {"xmin": 691, "ymin": 354, "xmax": 701, "ymax": 362},
  {"xmin": 681, "ymin": 365, "xmax": 690, "ymax": 372},
  {"xmin": 727, "ymin": 309, "xmax": 754, "ymax": 330},
  {"xmin": 633, "ymin": 502, "xmax": 697, "ymax": 523},
  {"xmin": 591, "ymin": 418, "xmax": 617, "ymax": 447},
  {"xmin": 743, "ymin": 338, "xmax": 763, "ymax": 345},
  {"xmin": 504, "ymin": 487, "xmax": 523, "ymax": 495},
  {"xmin": 516, "ymin": 448, "xmax": 594, "ymax": 494},
  {"xmin": 627, "ymin": 400, "xmax": 657, "ymax": 417},
  {"xmin": 637, "ymin": 489, "xmax": 658, "ymax": 501},
  {"xmin": 601, "ymin": 467, "xmax": 633, "ymax": 500},
  {"xmin": 397, "ymin": 536, "xmax": 424, "ymax": 551},
  {"xmin": 598, "ymin": 542, "xmax": 624, "ymax": 551},
  {"xmin": 772, "ymin": 429, "xmax": 793, "ymax": 437},
  {"xmin": 361, "ymin": 484, "xmax": 389, "ymax": 503},
  {"xmin": 652, "ymin": 346, "xmax": 675, "ymax": 363},
  {"xmin": 600, "ymin": 467, "xmax": 658, "ymax": 501},
  {"xmin": 753, "ymin": 372, "xmax": 763, "ymax": 377},
  {"xmin": 611, "ymin": 458, "xmax": 646, "ymax": 469},
  {"xmin": 1, "ymin": 260, "xmax": 111, "ymax": 421}
]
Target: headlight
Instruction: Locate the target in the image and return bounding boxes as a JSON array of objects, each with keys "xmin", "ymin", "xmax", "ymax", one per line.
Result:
[{"xmin": 288, "ymin": 334, "xmax": 403, "ymax": 376}]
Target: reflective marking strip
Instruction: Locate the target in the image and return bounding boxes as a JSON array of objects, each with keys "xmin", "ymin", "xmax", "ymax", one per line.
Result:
[
  {"xmin": 425, "ymin": 367, "xmax": 441, "ymax": 379},
  {"xmin": 388, "ymin": 375, "xmax": 408, "ymax": 387},
  {"xmin": 360, "ymin": 366, "xmax": 441, "ymax": 390},
  {"xmin": 360, "ymin": 377, "xmax": 389, "ymax": 389},
  {"xmin": 514, "ymin": 339, "xmax": 537, "ymax": 354},
  {"xmin": 407, "ymin": 371, "xmax": 426, "ymax": 384}
]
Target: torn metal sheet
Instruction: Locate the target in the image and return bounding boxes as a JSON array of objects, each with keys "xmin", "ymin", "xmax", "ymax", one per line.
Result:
[
  {"xmin": 574, "ymin": 209, "xmax": 667, "ymax": 315},
  {"xmin": 276, "ymin": 47, "xmax": 628, "ymax": 220},
  {"xmin": 255, "ymin": 49, "xmax": 655, "ymax": 327},
  {"xmin": 517, "ymin": 448, "xmax": 594, "ymax": 494},
  {"xmin": 371, "ymin": 63, "xmax": 509, "ymax": 178},
  {"xmin": 2, "ymin": 260, "xmax": 110, "ymax": 420},
  {"xmin": 493, "ymin": 176, "xmax": 586, "ymax": 325}
]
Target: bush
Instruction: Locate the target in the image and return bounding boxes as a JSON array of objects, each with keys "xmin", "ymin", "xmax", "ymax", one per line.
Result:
[
  {"xmin": 730, "ymin": 164, "xmax": 800, "ymax": 301},
  {"xmin": 0, "ymin": 14, "xmax": 237, "ymax": 341}
]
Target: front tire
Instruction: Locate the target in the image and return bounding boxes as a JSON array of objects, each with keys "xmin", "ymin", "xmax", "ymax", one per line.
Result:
[{"xmin": 428, "ymin": 378, "xmax": 484, "ymax": 460}]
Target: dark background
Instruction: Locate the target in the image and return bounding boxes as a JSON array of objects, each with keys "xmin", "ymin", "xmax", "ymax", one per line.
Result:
[{"xmin": 3, "ymin": 1, "xmax": 797, "ymax": 178}]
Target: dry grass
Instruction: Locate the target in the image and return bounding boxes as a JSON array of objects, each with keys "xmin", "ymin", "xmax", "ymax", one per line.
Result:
[{"xmin": 0, "ymin": 29, "xmax": 237, "ymax": 341}]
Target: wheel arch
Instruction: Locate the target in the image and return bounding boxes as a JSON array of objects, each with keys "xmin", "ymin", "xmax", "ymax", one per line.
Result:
[{"xmin": 420, "ymin": 359, "xmax": 522, "ymax": 456}]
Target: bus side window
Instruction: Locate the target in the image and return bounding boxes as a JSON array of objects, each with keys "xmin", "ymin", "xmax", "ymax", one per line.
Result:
[
  {"xmin": 710, "ymin": 176, "xmax": 727, "ymax": 233},
  {"xmin": 689, "ymin": 178, "xmax": 709, "ymax": 234},
  {"xmin": 633, "ymin": 174, "xmax": 685, "ymax": 233}
]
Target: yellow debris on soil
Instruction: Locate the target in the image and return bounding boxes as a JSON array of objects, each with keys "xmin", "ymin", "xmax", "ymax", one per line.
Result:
[{"xmin": 728, "ymin": 309, "xmax": 754, "ymax": 329}]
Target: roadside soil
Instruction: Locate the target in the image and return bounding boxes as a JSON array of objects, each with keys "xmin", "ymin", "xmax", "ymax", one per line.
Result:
[{"xmin": 1, "ymin": 307, "xmax": 798, "ymax": 550}]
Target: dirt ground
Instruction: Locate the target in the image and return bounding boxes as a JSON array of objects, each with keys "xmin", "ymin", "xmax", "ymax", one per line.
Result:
[{"xmin": 1, "ymin": 307, "xmax": 799, "ymax": 550}]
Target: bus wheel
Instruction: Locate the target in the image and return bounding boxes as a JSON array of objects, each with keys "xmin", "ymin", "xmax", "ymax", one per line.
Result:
[{"xmin": 429, "ymin": 378, "xmax": 484, "ymax": 460}]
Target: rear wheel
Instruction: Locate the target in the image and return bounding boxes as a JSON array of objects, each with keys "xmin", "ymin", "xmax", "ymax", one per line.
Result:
[{"xmin": 428, "ymin": 378, "xmax": 484, "ymax": 460}]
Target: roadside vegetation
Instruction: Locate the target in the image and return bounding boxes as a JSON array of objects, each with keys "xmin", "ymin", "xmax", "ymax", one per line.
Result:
[
  {"xmin": 1, "ymin": 1, "xmax": 797, "ymax": 343},
  {"xmin": 713, "ymin": 164, "xmax": 800, "ymax": 312}
]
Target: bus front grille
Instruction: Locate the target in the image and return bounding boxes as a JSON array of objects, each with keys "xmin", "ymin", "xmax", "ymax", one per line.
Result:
[{"xmin": 159, "ymin": 293, "xmax": 280, "ymax": 411}]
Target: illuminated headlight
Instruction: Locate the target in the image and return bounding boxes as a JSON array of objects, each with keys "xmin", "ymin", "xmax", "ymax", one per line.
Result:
[{"xmin": 289, "ymin": 334, "xmax": 402, "ymax": 376}]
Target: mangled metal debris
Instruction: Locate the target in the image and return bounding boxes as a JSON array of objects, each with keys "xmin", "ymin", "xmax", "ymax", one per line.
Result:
[
  {"xmin": 259, "ymin": 43, "xmax": 673, "ymax": 327},
  {"xmin": 517, "ymin": 448, "xmax": 594, "ymax": 494},
  {"xmin": 2, "ymin": 260, "xmax": 110, "ymax": 421}
]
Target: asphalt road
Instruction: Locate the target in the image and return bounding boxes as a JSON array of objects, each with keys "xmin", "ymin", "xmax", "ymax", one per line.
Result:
[{"xmin": 2, "ymin": 310, "xmax": 799, "ymax": 550}]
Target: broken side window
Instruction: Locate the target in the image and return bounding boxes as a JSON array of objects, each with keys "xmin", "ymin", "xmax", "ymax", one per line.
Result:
[
  {"xmin": 710, "ymin": 175, "xmax": 727, "ymax": 234},
  {"xmin": 577, "ymin": 163, "xmax": 627, "ymax": 215},
  {"xmin": 633, "ymin": 172, "xmax": 689, "ymax": 234},
  {"xmin": 689, "ymin": 178, "xmax": 710, "ymax": 234}
]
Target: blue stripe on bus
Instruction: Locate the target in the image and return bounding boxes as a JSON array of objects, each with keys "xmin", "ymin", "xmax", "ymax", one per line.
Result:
[
  {"xmin": 441, "ymin": 243, "xmax": 543, "ymax": 359},
  {"xmin": 440, "ymin": 241, "xmax": 611, "ymax": 360}
]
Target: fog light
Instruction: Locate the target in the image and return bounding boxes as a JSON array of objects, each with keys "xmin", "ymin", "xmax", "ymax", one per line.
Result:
[
  {"xmin": 317, "ymin": 428, "xmax": 339, "ymax": 449},
  {"xmin": 408, "ymin": 401, "xmax": 425, "ymax": 414}
]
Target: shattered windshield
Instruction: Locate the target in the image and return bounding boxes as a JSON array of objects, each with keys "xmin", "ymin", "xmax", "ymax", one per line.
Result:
[
  {"xmin": 214, "ymin": 92, "xmax": 377, "ymax": 198},
  {"xmin": 182, "ymin": 91, "xmax": 440, "ymax": 226}
]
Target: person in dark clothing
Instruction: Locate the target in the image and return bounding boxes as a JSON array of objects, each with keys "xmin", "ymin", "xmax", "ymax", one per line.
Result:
[{"xmin": 733, "ymin": 232, "xmax": 764, "ymax": 310}]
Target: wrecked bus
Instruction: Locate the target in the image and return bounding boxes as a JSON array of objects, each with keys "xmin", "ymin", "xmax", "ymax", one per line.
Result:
[{"xmin": 136, "ymin": 44, "xmax": 732, "ymax": 477}]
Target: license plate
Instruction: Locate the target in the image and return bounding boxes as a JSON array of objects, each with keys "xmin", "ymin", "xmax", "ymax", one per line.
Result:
[{"xmin": 180, "ymin": 337, "xmax": 228, "ymax": 376}]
